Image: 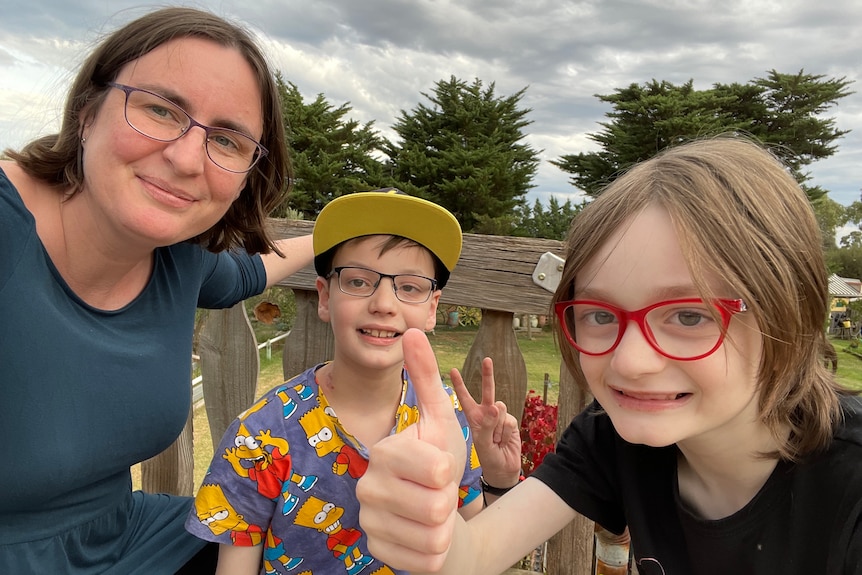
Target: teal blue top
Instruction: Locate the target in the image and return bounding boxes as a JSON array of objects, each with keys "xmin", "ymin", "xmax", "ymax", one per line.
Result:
[{"xmin": 0, "ymin": 167, "xmax": 267, "ymax": 573}]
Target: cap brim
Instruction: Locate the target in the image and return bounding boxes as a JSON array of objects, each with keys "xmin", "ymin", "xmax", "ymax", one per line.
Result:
[{"xmin": 313, "ymin": 192, "xmax": 462, "ymax": 272}]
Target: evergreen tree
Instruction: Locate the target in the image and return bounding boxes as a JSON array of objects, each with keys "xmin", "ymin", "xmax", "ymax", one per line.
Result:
[
  {"xmin": 386, "ymin": 77, "xmax": 540, "ymax": 232},
  {"xmin": 513, "ymin": 197, "xmax": 583, "ymax": 240},
  {"xmin": 276, "ymin": 74, "xmax": 391, "ymax": 218},
  {"xmin": 553, "ymin": 70, "xmax": 853, "ymax": 201}
]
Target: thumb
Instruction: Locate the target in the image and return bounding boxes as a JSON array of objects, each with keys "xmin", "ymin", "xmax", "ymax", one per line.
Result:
[{"xmin": 402, "ymin": 329, "xmax": 465, "ymax": 460}]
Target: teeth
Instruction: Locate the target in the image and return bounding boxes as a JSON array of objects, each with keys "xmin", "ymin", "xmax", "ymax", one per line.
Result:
[{"xmin": 363, "ymin": 329, "xmax": 397, "ymax": 338}]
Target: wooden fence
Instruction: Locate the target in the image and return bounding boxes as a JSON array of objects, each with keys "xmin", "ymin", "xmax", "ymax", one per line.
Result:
[{"xmin": 141, "ymin": 218, "xmax": 632, "ymax": 575}]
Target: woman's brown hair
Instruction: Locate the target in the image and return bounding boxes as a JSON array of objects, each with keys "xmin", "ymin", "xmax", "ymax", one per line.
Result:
[{"xmin": 5, "ymin": 7, "xmax": 290, "ymax": 254}]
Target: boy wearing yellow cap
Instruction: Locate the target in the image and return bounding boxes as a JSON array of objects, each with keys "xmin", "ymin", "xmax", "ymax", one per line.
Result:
[{"xmin": 187, "ymin": 189, "xmax": 486, "ymax": 575}]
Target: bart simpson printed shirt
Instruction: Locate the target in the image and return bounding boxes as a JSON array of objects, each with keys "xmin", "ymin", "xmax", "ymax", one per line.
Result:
[{"xmin": 185, "ymin": 364, "xmax": 482, "ymax": 575}]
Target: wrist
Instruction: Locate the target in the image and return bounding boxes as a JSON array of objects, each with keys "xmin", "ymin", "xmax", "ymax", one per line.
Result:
[{"xmin": 480, "ymin": 473, "xmax": 524, "ymax": 496}]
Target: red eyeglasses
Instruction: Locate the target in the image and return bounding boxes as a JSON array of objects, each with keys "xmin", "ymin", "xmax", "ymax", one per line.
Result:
[{"xmin": 554, "ymin": 298, "xmax": 748, "ymax": 361}]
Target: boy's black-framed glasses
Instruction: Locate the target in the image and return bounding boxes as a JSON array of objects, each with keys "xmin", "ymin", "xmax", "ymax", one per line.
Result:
[
  {"xmin": 107, "ymin": 82, "xmax": 268, "ymax": 173},
  {"xmin": 327, "ymin": 266, "xmax": 438, "ymax": 304},
  {"xmin": 554, "ymin": 298, "xmax": 748, "ymax": 361}
]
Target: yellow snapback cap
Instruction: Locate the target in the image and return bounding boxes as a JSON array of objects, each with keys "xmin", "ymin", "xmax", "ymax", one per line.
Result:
[{"xmin": 313, "ymin": 189, "xmax": 462, "ymax": 281}]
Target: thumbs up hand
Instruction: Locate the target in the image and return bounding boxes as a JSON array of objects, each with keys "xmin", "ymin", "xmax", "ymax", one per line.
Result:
[{"xmin": 357, "ymin": 328, "xmax": 465, "ymax": 572}]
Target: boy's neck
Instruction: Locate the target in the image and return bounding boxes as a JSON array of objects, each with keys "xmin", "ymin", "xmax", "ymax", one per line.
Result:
[{"xmin": 317, "ymin": 361, "xmax": 406, "ymax": 447}]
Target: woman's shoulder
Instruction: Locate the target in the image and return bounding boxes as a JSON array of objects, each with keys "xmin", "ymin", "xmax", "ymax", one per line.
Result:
[
  {"xmin": 0, "ymin": 161, "xmax": 26, "ymax": 202},
  {"xmin": 0, "ymin": 160, "xmax": 60, "ymax": 221},
  {"xmin": 0, "ymin": 162, "xmax": 35, "ymax": 229}
]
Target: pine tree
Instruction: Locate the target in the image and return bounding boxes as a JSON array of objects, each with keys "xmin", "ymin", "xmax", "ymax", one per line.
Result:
[
  {"xmin": 553, "ymin": 70, "xmax": 853, "ymax": 200},
  {"xmin": 276, "ymin": 74, "xmax": 390, "ymax": 218},
  {"xmin": 386, "ymin": 77, "xmax": 540, "ymax": 232}
]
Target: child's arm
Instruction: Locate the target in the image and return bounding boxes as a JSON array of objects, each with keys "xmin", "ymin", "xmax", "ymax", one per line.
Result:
[
  {"xmin": 457, "ymin": 492, "xmax": 484, "ymax": 519},
  {"xmin": 450, "ymin": 358, "xmax": 523, "ymax": 501},
  {"xmin": 357, "ymin": 330, "xmax": 575, "ymax": 574},
  {"xmin": 214, "ymin": 543, "xmax": 263, "ymax": 575}
]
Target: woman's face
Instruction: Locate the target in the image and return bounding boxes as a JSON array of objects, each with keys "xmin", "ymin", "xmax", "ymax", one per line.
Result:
[
  {"xmin": 79, "ymin": 37, "xmax": 263, "ymax": 249},
  {"xmin": 574, "ymin": 204, "xmax": 764, "ymax": 453}
]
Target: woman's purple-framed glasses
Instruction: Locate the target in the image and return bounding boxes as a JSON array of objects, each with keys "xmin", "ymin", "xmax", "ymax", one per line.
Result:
[{"xmin": 107, "ymin": 82, "xmax": 267, "ymax": 173}]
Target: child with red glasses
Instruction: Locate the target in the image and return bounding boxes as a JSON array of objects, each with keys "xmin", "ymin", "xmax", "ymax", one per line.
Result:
[{"xmin": 355, "ymin": 136, "xmax": 862, "ymax": 575}]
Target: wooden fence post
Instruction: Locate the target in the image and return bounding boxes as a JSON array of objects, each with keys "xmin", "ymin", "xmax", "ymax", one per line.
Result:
[
  {"xmin": 460, "ymin": 309, "xmax": 528, "ymax": 425},
  {"xmin": 282, "ymin": 288, "xmax": 334, "ymax": 378},
  {"xmin": 198, "ymin": 303, "xmax": 259, "ymax": 446},
  {"xmin": 546, "ymin": 365, "xmax": 595, "ymax": 575}
]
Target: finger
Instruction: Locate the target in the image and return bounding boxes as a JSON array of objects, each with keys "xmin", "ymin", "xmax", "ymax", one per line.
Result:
[
  {"xmin": 450, "ymin": 367, "xmax": 480, "ymax": 416},
  {"xmin": 493, "ymin": 400, "xmax": 510, "ymax": 444},
  {"xmin": 402, "ymin": 329, "xmax": 463, "ymax": 455},
  {"xmin": 480, "ymin": 357, "xmax": 496, "ymax": 405}
]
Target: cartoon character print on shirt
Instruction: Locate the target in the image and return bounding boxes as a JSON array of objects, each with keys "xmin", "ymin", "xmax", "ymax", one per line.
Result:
[
  {"xmin": 195, "ymin": 484, "xmax": 304, "ymax": 571},
  {"xmin": 195, "ymin": 483, "xmax": 258, "ymax": 541},
  {"xmin": 298, "ymin": 400, "xmax": 368, "ymax": 478},
  {"xmin": 223, "ymin": 422, "xmax": 318, "ymax": 516},
  {"xmin": 262, "ymin": 529, "xmax": 304, "ymax": 574},
  {"xmin": 276, "ymin": 377, "xmax": 315, "ymax": 420},
  {"xmin": 394, "ymin": 402, "xmax": 419, "ymax": 431},
  {"xmin": 293, "ymin": 495, "xmax": 374, "ymax": 575},
  {"xmin": 445, "ymin": 383, "xmax": 482, "ymax": 504}
]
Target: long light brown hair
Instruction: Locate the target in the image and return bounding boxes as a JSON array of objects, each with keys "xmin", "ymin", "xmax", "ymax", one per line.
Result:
[
  {"xmin": 5, "ymin": 7, "xmax": 290, "ymax": 254},
  {"xmin": 553, "ymin": 135, "xmax": 850, "ymax": 460}
]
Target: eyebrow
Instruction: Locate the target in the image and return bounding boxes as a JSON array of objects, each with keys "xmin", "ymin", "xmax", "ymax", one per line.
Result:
[
  {"xmin": 139, "ymin": 83, "xmax": 260, "ymax": 138},
  {"xmin": 338, "ymin": 264, "xmax": 434, "ymax": 277},
  {"xmin": 574, "ymin": 284, "xmax": 702, "ymax": 302}
]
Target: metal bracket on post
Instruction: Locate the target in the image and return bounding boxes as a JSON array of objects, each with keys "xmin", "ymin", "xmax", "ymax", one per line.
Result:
[{"xmin": 532, "ymin": 251, "xmax": 565, "ymax": 293}]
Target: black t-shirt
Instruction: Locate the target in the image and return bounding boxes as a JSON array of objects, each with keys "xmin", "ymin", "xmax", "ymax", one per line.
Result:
[{"xmin": 532, "ymin": 396, "xmax": 862, "ymax": 574}]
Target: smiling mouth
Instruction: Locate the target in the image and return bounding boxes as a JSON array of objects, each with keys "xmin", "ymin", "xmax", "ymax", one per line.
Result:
[
  {"xmin": 615, "ymin": 389, "xmax": 691, "ymax": 401},
  {"xmin": 360, "ymin": 328, "xmax": 399, "ymax": 338}
]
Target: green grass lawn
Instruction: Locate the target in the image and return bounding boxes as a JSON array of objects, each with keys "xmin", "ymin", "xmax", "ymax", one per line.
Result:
[
  {"xmin": 428, "ymin": 325, "xmax": 561, "ymax": 403},
  {"xmin": 829, "ymin": 336, "xmax": 862, "ymax": 390}
]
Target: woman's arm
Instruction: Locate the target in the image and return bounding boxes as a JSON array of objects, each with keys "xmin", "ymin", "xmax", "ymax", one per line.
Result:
[
  {"xmin": 214, "ymin": 544, "xmax": 263, "ymax": 575},
  {"xmin": 260, "ymin": 235, "xmax": 314, "ymax": 288}
]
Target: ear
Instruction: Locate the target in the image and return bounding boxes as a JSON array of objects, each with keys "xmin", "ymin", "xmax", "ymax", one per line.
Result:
[
  {"xmin": 424, "ymin": 290, "xmax": 442, "ymax": 332},
  {"xmin": 80, "ymin": 119, "xmax": 92, "ymax": 143},
  {"xmin": 316, "ymin": 276, "xmax": 332, "ymax": 323},
  {"xmin": 79, "ymin": 101, "xmax": 96, "ymax": 142}
]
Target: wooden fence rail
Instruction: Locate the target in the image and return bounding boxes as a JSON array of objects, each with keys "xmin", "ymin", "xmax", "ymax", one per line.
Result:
[{"xmin": 142, "ymin": 218, "xmax": 632, "ymax": 575}]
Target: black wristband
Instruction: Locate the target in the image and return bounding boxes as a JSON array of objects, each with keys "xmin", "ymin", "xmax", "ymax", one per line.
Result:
[{"xmin": 480, "ymin": 475, "xmax": 521, "ymax": 496}]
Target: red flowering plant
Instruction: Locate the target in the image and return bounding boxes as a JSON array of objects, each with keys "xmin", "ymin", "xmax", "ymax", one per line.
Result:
[{"xmin": 520, "ymin": 390, "xmax": 558, "ymax": 475}]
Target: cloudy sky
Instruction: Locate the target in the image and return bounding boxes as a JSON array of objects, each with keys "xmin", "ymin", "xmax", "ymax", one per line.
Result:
[{"xmin": 2, "ymin": 0, "xmax": 861, "ymax": 208}]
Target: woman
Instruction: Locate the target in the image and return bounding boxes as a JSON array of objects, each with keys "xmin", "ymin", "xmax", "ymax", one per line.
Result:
[
  {"xmin": 355, "ymin": 137, "xmax": 862, "ymax": 574},
  {"xmin": 0, "ymin": 7, "xmax": 312, "ymax": 573}
]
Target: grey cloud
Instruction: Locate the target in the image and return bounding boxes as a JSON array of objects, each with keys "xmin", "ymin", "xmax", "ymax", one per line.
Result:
[{"xmin": 2, "ymin": 0, "xmax": 861, "ymax": 203}]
